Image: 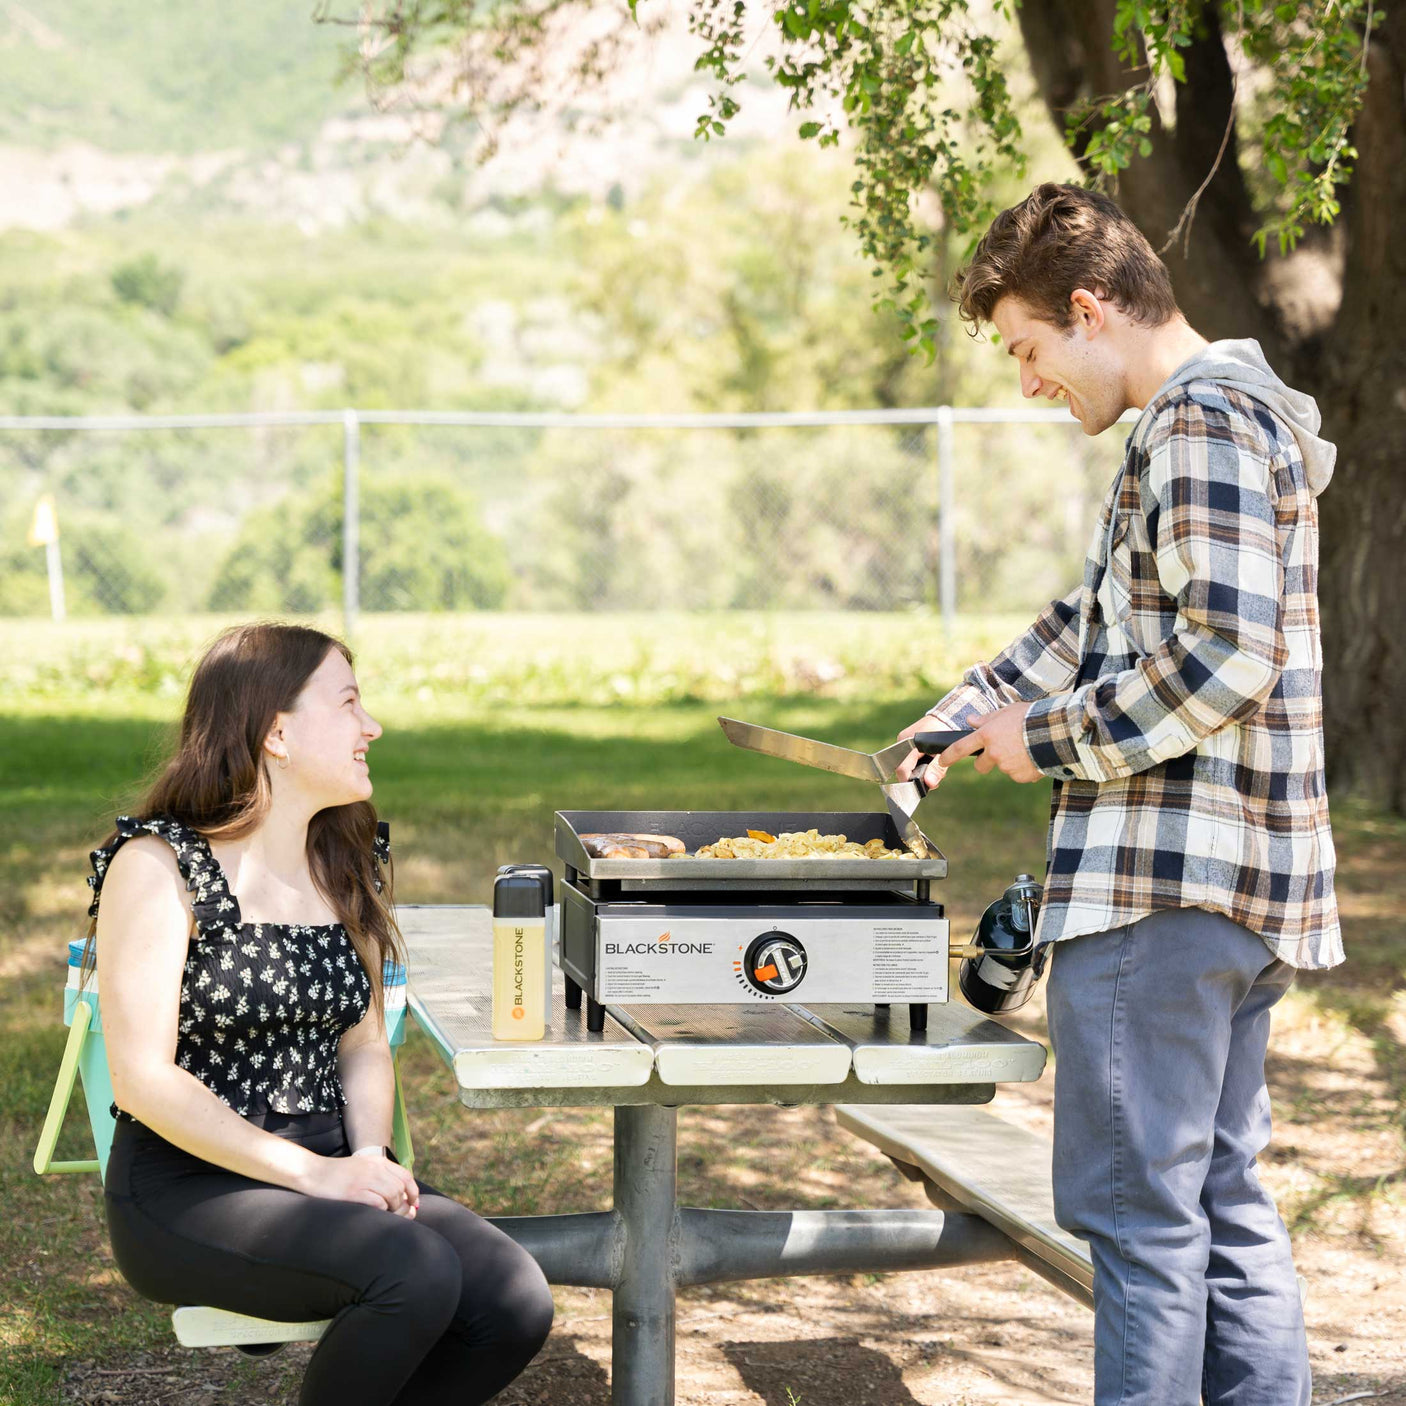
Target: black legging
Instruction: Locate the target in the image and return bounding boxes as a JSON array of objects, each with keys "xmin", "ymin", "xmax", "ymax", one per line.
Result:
[{"xmin": 103, "ymin": 1110, "xmax": 554, "ymax": 1406}]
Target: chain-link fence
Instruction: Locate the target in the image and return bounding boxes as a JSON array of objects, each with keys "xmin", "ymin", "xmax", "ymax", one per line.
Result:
[{"xmin": 0, "ymin": 408, "xmax": 1127, "ymax": 628}]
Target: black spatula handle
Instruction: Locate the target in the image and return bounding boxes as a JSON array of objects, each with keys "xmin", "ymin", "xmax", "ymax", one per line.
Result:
[{"xmin": 912, "ymin": 729, "xmax": 979, "ymax": 754}]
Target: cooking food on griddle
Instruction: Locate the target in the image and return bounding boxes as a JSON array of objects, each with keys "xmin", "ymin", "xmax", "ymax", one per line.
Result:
[
  {"xmin": 580, "ymin": 832, "xmax": 686, "ymax": 859},
  {"xmin": 696, "ymin": 828, "xmax": 921, "ymax": 860}
]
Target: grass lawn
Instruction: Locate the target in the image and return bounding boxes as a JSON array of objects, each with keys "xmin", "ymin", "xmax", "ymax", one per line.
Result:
[{"xmin": 2, "ymin": 613, "xmax": 1403, "ymax": 1404}]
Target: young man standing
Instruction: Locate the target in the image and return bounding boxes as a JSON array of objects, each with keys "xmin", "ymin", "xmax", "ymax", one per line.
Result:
[{"xmin": 901, "ymin": 182, "xmax": 1342, "ymax": 1405}]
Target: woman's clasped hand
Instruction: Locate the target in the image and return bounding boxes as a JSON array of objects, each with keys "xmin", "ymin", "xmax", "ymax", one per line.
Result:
[{"xmin": 304, "ymin": 1153, "xmax": 421, "ymax": 1218}]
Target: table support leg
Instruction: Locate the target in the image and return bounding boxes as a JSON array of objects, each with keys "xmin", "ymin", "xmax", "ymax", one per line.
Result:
[
  {"xmin": 611, "ymin": 1103, "xmax": 677, "ymax": 1406},
  {"xmin": 487, "ymin": 1120, "xmax": 1023, "ymax": 1405}
]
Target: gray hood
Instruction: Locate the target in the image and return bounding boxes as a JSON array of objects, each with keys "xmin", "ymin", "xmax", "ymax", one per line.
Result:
[{"xmin": 1154, "ymin": 338, "xmax": 1336, "ymax": 495}]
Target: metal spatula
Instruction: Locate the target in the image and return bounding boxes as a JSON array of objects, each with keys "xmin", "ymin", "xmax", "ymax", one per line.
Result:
[{"xmin": 717, "ymin": 718, "xmax": 975, "ymax": 857}]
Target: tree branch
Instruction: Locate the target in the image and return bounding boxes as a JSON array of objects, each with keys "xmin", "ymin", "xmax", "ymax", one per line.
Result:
[
  {"xmin": 1160, "ymin": 2, "xmax": 1252, "ymax": 254},
  {"xmin": 1015, "ymin": 0, "xmax": 1279, "ymax": 352},
  {"xmin": 1157, "ymin": 84, "xmax": 1236, "ymax": 259},
  {"xmin": 1156, "ymin": 0, "xmax": 1285, "ymax": 351}
]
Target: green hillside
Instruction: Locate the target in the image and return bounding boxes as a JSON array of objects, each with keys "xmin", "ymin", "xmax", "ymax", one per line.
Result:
[
  {"xmin": 0, "ymin": 7, "xmax": 1110, "ymax": 622},
  {"xmin": 0, "ymin": 0, "xmax": 350, "ymax": 152}
]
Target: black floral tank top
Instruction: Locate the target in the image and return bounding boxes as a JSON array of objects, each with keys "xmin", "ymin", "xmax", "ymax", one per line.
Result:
[{"xmin": 87, "ymin": 815, "xmax": 390, "ymax": 1118}]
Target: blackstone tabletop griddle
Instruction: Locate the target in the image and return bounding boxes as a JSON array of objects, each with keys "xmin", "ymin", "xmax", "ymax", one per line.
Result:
[{"xmin": 556, "ymin": 809, "xmax": 950, "ymax": 1034}]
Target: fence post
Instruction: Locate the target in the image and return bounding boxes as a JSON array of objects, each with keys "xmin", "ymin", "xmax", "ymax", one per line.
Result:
[
  {"xmin": 45, "ymin": 539, "xmax": 66, "ymax": 623},
  {"xmin": 342, "ymin": 409, "xmax": 360, "ymax": 637},
  {"xmin": 936, "ymin": 405, "xmax": 956, "ymax": 627}
]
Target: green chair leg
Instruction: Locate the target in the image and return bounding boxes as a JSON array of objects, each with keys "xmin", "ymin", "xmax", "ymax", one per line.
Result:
[
  {"xmin": 391, "ymin": 1052, "xmax": 415, "ymax": 1172},
  {"xmin": 33, "ymin": 1001, "xmax": 100, "ymax": 1176}
]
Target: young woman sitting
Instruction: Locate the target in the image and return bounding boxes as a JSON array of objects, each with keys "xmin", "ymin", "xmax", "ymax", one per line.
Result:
[{"xmin": 83, "ymin": 621, "xmax": 553, "ymax": 1406}]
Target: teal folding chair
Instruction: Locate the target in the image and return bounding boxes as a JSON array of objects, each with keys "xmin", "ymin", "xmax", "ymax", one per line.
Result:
[{"xmin": 35, "ymin": 939, "xmax": 415, "ymax": 1352}]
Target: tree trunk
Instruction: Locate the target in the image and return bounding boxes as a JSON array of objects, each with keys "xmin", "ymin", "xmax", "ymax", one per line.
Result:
[
  {"xmin": 1311, "ymin": 11, "xmax": 1406, "ymax": 813},
  {"xmin": 1017, "ymin": 0, "xmax": 1406, "ymax": 812}
]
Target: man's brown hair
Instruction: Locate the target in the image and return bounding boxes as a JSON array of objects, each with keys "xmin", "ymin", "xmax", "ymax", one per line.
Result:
[{"xmin": 953, "ymin": 182, "xmax": 1181, "ymax": 332}]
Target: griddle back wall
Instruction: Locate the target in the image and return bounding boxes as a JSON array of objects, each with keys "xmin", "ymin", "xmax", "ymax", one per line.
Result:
[{"xmin": 560, "ymin": 811, "xmax": 899, "ymax": 852}]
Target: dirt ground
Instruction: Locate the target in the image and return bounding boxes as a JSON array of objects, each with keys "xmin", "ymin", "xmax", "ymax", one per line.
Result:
[{"xmin": 53, "ymin": 972, "xmax": 1406, "ymax": 1406}]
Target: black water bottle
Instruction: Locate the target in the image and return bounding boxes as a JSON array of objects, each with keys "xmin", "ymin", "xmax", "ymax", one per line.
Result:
[{"xmin": 958, "ymin": 873, "xmax": 1046, "ymax": 1014}]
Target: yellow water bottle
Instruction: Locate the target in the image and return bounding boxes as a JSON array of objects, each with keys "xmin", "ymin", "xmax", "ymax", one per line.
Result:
[
  {"xmin": 498, "ymin": 864, "xmax": 555, "ymax": 1028},
  {"xmin": 493, "ymin": 872, "xmax": 546, "ymax": 1040}
]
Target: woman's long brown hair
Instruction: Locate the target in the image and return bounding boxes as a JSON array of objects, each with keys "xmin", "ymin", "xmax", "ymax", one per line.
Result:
[{"xmin": 81, "ymin": 622, "xmax": 403, "ymax": 1026}]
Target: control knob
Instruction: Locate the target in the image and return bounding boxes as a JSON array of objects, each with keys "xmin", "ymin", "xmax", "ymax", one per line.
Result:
[{"xmin": 743, "ymin": 931, "xmax": 807, "ymax": 995}]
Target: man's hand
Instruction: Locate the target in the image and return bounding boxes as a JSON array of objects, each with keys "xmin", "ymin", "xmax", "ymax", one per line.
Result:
[
  {"xmin": 895, "ymin": 713, "xmax": 954, "ymax": 790},
  {"xmin": 938, "ymin": 702, "xmax": 1042, "ymax": 784}
]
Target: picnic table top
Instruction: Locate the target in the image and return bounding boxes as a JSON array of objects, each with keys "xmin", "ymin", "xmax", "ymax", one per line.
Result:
[{"xmin": 401, "ymin": 905, "xmax": 1046, "ymax": 1109}]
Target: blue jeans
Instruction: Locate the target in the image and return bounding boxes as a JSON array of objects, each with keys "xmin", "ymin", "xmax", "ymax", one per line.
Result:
[{"xmin": 1046, "ymin": 907, "xmax": 1310, "ymax": 1406}]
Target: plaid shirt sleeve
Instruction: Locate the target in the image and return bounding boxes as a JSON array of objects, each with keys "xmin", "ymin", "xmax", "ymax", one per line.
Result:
[
  {"xmin": 1023, "ymin": 394, "xmax": 1289, "ymax": 783},
  {"xmin": 925, "ymin": 586, "xmax": 1084, "ymax": 728}
]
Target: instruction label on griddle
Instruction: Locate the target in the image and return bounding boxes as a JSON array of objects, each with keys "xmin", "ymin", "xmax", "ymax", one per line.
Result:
[
  {"xmin": 870, "ymin": 924, "xmax": 947, "ymax": 1000},
  {"xmin": 595, "ymin": 913, "xmax": 948, "ymax": 1004}
]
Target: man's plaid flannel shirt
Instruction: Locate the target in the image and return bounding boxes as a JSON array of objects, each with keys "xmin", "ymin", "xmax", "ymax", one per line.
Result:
[{"xmin": 929, "ymin": 377, "xmax": 1342, "ymax": 970}]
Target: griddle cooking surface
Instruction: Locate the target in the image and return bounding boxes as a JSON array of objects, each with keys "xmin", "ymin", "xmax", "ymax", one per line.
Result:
[{"xmin": 555, "ymin": 810, "xmax": 947, "ymax": 885}]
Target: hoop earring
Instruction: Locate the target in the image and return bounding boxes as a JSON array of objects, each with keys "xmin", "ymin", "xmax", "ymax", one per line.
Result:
[{"xmin": 275, "ymin": 754, "xmax": 290, "ymax": 771}]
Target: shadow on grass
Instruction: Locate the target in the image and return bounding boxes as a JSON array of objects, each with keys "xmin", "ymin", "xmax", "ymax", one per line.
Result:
[
  {"xmin": 723, "ymin": 1336, "xmax": 924, "ymax": 1406},
  {"xmin": 500, "ymin": 1335, "xmax": 611, "ymax": 1404},
  {"xmin": 1276, "ymin": 800, "xmax": 1406, "ymax": 1238}
]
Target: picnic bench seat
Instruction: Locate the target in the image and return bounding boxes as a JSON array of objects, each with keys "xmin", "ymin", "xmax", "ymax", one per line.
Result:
[{"xmin": 835, "ymin": 1102, "xmax": 1094, "ymax": 1308}]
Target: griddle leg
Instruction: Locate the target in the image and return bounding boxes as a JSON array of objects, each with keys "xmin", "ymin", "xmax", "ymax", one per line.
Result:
[
  {"xmin": 613, "ymin": 1104, "xmax": 677, "ymax": 1405},
  {"xmin": 587, "ymin": 995, "xmax": 605, "ymax": 1033},
  {"xmin": 908, "ymin": 1002, "xmax": 929, "ymax": 1032},
  {"xmin": 564, "ymin": 975, "xmax": 582, "ymax": 1010}
]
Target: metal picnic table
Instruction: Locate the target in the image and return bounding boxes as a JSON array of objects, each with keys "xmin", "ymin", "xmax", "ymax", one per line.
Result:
[{"xmin": 401, "ymin": 905, "xmax": 1048, "ymax": 1406}]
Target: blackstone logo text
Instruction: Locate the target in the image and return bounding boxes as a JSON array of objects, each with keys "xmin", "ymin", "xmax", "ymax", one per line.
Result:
[{"xmin": 604, "ymin": 942, "xmax": 715, "ymax": 956}]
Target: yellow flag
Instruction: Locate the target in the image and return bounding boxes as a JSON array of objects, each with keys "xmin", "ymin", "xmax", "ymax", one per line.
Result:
[{"xmin": 28, "ymin": 494, "xmax": 58, "ymax": 547}]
